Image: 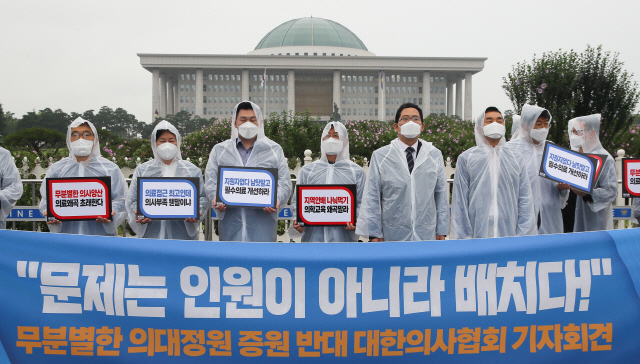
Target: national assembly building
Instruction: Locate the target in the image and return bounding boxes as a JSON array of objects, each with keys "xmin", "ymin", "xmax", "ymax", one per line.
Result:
[{"xmin": 138, "ymin": 17, "xmax": 486, "ymax": 121}]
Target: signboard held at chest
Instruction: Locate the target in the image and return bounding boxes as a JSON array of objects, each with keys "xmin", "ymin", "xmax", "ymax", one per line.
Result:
[
  {"xmin": 296, "ymin": 184, "xmax": 356, "ymax": 226},
  {"xmin": 45, "ymin": 177, "xmax": 112, "ymax": 221},
  {"xmin": 137, "ymin": 177, "xmax": 199, "ymax": 220}
]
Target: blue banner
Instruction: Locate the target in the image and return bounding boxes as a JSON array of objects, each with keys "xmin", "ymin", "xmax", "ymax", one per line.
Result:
[{"xmin": 1, "ymin": 229, "xmax": 640, "ymax": 363}]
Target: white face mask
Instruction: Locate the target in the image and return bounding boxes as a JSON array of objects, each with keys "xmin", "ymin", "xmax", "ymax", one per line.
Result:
[
  {"xmin": 322, "ymin": 138, "xmax": 343, "ymax": 155},
  {"xmin": 70, "ymin": 139, "xmax": 94, "ymax": 157},
  {"xmin": 399, "ymin": 121, "xmax": 422, "ymax": 139},
  {"xmin": 157, "ymin": 142, "xmax": 178, "ymax": 161},
  {"xmin": 530, "ymin": 127, "xmax": 550, "ymax": 142},
  {"xmin": 483, "ymin": 122, "xmax": 506, "ymax": 139},
  {"xmin": 569, "ymin": 134, "xmax": 583, "ymax": 150},
  {"xmin": 238, "ymin": 122, "xmax": 259, "ymax": 139}
]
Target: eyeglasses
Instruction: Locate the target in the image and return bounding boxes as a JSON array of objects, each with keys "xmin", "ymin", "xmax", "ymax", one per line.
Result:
[
  {"xmin": 70, "ymin": 131, "xmax": 94, "ymax": 139},
  {"xmin": 572, "ymin": 129, "xmax": 585, "ymax": 136},
  {"xmin": 399, "ymin": 117, "xmax": 422, "ymax": 123}
]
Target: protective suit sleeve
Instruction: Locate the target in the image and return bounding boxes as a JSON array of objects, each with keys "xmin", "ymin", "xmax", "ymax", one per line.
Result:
[
  {"xmin": 288, "ymin": 167, "xmax": 306, "ymax": 240},
  {"xmin": 450, "ymin": 154, "xmax": 472, "ymax": 239},
  {"xmin": 0, "ymin": 154, "xmax": 23, "ymax": 222},
  {"xmin": 125, "ymin": 167, "xmax": 147, "ymax": 238},
  {"xmin": 587, "ymin": 157, "xmax": 617, "ymax": 212},
  {"xmin": 516, "ymin": 162, "xmax": 537, "ymax": 236},
  {"xmin": 184, "ymin": 170, "xmax": 208, "ymax": 238},
  {"xmin": 103, "ymin": 169, "xmax": 127, "ymax": 236},
  {"xmin": 634, "ymin": 198, "xmax": 640, "ymax": 220},
  {"xmin": 276, "ymin": 146, "xmax": 292, "ymax": 209},
  {"xmin": 204, "ymin": 146, "xmax": 225, "ymax": 220},
  {"xmin": 351, "ymin": 166, "xmax": 367, "ymax": 241},
  {"xmin": 434, "ymin": 153, "xmax": 450, "ymax": 236},
  {"xmin": 39, "ymin": 166, "xmax": 62, "ymax": 234},
  {"xmin": 355, "ymin": 152, "xmax": 384, "ymax": 239}
]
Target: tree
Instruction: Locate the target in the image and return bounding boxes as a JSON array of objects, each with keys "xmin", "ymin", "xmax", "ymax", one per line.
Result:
[
  {"xmin": 503, "ymin": 45, "xmax": 639, "ymax": 149},
  {"xmin": 0, "ymin": 104, "xmax": 5, "ymax": 136},
  {"xmin": 17, "ymin": 108, "xmax": 70, "ymax": 134},
  {"xmin": 4, "ymin": 127, "xmax": 66, "ymax": 157}
]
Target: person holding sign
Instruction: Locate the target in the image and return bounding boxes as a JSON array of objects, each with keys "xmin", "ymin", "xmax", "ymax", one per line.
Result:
[
  {"xmin": 289, "ymin": 121, "xmax": 365, "ymax": 242},
  {"xmin": 204, "ymin": 101, "xmax": 292, "ymax": 242},
  {"xmin": 39, "ymin": 117, "xmax": 127, "ymax": 235},
  {"xmin": 125, "ymin": 120, "xmax": 208, "ymax": 240},
  {"xmin": 355, "ymin": 103, "xmax": 449, "ymax": 242},
  {"xmin": 568, "ymin": 114, "xmax": 617, "ymax": 231},
  {"xmin": 505, "ymin": 104, "xmax": 568, "ymax": 235},
  {"xmin": 0, "ymin": 147, "xmax": 23, "ymax": 229},
  {"xmin": 450, "ymin": 107, "xmax": 536, "ymax": 239}
]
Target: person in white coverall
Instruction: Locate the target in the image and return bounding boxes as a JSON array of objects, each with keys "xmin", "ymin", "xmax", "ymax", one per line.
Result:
[
  {"xmin": 290, "ymin": 121, "xmax": 366, "ymax": 242},
  {"xmin": 0, "ymin": 146, "xmax": 23, "ymax": 229},
  {"xmin": 204, "ymin": 101, "xmax": 292, "ymax": 242},
  {"xmin": 568, "ymin": 114, "xmax": 617, "ymax": 231},
  {"xmin": 39, "ymin": 117, "xmax": 127, "ymax": 236},
  {"xmin": 450, "ymin": 106, "xmax": 536, "ymax": 239},
  {"xmin": 126, "ymin": 120, "xmax": 208, "ymax": 240},
  {"xmin": 505, "ymin": 104, "xmax": 569, "ymax": 234},
  {"xmin": 355, "ymin": 102, "xmax": 449, "ymax": 242}
]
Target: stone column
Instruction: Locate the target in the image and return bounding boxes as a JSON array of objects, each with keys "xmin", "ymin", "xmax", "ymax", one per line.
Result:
[
  {"xmin": 422, "ymin": 71, "xmax": 431, "ymax": 115},
  {"xmin": 332, "ymin": 70, "xmax": 341, "ymax": 116},
  {"xmin": 446, "ymin": 79, "xmax": 454, "ymax": 116},
  {"xmin": 167, "ymin": 79, "xmax": 175, "ymax": 115},
  {"xmin": 159, "ymin": 73, "xmax": 167, "ymax": 117},
  {"xmin": 464, "ymin": 72, "xmax": 473, "ymax": 120},
  {"xmin": 378, "ymin": 71, "xmax": 385, "ymax": 121},
  {"xmin": 241, "ymin": 69, "xmax": 250, "ymax": 101},
  {"xmin": 151, "ymin": 68, "xmax": 160, "ymax": 121},
  {"xmin": 195, "ymin": 69, "xmax": 204, "ymax": 116},
  {"xmin": 455, "ymin": 78, "xmax": 463, "ymax": 118},
  {"xmin": 288, "ymin": 70, "xmax": 295, "ymax": 114},
  {"xmin": 173, "ymin": 80, "xmax": 179, "ymax": 115}
]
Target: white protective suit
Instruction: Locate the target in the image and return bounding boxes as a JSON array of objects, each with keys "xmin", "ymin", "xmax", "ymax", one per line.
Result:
[
  {"xmin": 204, "ymin": 101, "xmax": 292, "ymax": 242},
  {"xmin": 633, "ymin": 198, "xmax": 640, "ymax": 221},
  {"xmin": 510, "ymin": 114, "xmax": 522, "ymax": 139},
  {"xmin": 570, "ymin": 114, "xmax": 617, "ymax": 231},
  {"xmin": 39, "ymin": 118, "xmax": 127, "ymax": 236},
  {"xmin": 505, "ymin": 104, "xmax": 568, "ymax": 234},
  {"xmin": 355, "ymin": 134, "xmax": 449, "ymax": 241},
  {"xmin": 126, "ymin": 120, "xmax": 208, "ymax": 240},
  {"xmin": 450, "ymin": 111, "xmax": 537, "ymax": 239},
  {"xmin": 0, "ymin": 147, "xmax": 23, "ymax": 229},
  {"xmin": 289, "ymin": 122, "xmax": 366, "ymax": 242}
]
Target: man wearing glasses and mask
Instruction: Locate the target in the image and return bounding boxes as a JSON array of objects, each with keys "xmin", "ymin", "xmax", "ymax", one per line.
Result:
[
  {"xmin": 356, "ymin": 103, "xmax": 449, "ymax": 242},
  {"xmin": 39, "ymin": 117, "xmax": 128, "ymax": 236}
]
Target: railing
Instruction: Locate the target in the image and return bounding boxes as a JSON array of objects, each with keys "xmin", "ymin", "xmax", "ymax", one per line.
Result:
[{"xmin": 8, "ymin": 149, "xmax": 636, "ymax": 239}]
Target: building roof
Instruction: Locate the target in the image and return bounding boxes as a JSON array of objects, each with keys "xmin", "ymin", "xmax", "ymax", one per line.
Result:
[{"xmin": 254, "ymin": 17, "xmax": 368, "ymax": 51}]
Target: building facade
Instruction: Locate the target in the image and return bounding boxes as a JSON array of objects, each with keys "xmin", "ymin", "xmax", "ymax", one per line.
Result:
[{"xmin": 139, "ymin": 17, "xmax": 486, "ymax": 121}]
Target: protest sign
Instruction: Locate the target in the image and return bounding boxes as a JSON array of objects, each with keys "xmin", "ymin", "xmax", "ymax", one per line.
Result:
[
  {"xmin": 296, "ymin": 184, "xmax": 356, "ymax": 226},
  {"xmin": 45, "ymin": 177, "xmax": 111, "ymax": 221},
  {"xmin": 2, "ymin": 228, "xmax": 640, "ymax": 362},
  {"xmin": 217, "ymin": 166, "xmax": 278, "ymax": 209},
  {"xmin": 622, "ymin": 158, "xmax": 640, "ymax": 198},
  {"xmin": 586, "ymin": 154, "xmax": 608, "ymax": 185},
  {"xmin": 137, "ymin": 177, "xmax": 199, "ymax": 220},
  {"xmin": 538, "ymin": 142, "xmax": 598, "ymax": 193}
]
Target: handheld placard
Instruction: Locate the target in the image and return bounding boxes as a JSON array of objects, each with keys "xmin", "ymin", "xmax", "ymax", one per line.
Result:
[
  {"xmin": 137, "ymin": 177, "xmax": 199, "ymax": 220},
  {"xmin": 45, "ymin": 176, "xmax": 112, "ymax": 221},
  {"xmin": 217, "ymin": 166, "xmax": 278, "ymax": 209},
  {"xmin": 622, "ymin": 158, "xmax": 640, "ymax": 198},
  {"xmin": 538, "ymin": 141, "xmax": 598, "ymax": 193},
  {"xmin": 296, "ymin": 184, "xmax": 357, "ymax": 226}
]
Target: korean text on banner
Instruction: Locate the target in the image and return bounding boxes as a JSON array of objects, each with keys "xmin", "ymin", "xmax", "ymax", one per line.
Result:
[
  {"xmin": 217, "ymin": 166, "xmax": 278, "ymax": 209},
  {"xmin": 137, "ymin": 177, "xmax": 199, "ymax": 220},
  {"xmin": 296, "ymin": 184, "xmax": 356, "ymax": 226},
  {"xmin": 538, "ymin": 142, "xmax": 598, "ymax": 193},
  {"xmin": 45, "ymin": 177, "xmax": 112, "ymax": 221}
]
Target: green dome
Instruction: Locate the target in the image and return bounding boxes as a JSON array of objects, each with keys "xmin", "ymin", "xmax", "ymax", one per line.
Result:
[{"xmin": 254, "ymin": 17, "xmax": 368, "ymax": 51}]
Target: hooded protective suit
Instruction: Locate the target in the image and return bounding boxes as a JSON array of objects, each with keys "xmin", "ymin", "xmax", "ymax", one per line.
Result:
[
  {"xmin": 0, "ymin": 147, "xmax": 23, "ymax": 229},
  {"xmin": 450, "ymin": 111, "xmax": 536, "ymax": 239},
  {"xmin": 510, "ymin": 114, "xmax": 522, "ymax": 139},
  {"xmin": 569, "ymin": 114, "xmax": 617, "ymax": 231},
  {"xmin": 204, "ymin": 101, "xmax": 292, "ymax": 242},
  {"xmin": 633, "ymin": 198, "xmax": 640, "ymax": 221},
  {"xmin": 355, "ymin": 131, "xmax": 449, "ymax": 241},
  {"xmin": 505, "ymin": 104, "xmax": 568, "ymax": 234},
  {"xmin": 126, "ymin": 120, "xmax": 208, "ymax": 240},
  {"xmin": 289, "ymin": 122, "xmax": 365, "ymax": 242},
  {"xmin": 39, "ymin": 117, "xmax": 127, "ymax": 236}
]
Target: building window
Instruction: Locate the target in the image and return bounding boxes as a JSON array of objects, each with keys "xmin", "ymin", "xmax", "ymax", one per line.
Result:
[
  {"xmin": 375, "ymin": 97, "xmax": 378, "ymax": 105},
  {"xmin": 224, "ymin": 85, "xmax": 229, "ymax": 92},
  {"xmin": 203, "ymin": 85, "xmax": 207, "ymax": 92},
  {"xmin": 419, "ymin": 87, "xmax": 422, "ymax": 93},
  {"xmin": 402, "ymin": 87, "xmax": 407, "ymax": 94},
  {"xmin": 180, "ymin": 74, "xmax": 185, "ymax": 81},
  {"xmin": 203, "ymin": 96, "xmax": 207, "ymax": 103},
  {"xmin": 180, "ymin": 96, "xmax": 184, "ymax": 103},
  {"xmin": 375, "ymin": 109, "xmax": 378, "ymax": 116},
  {"xmin": 341, "ymin": 86, "xmax": 345, "ymax": 93},
  {"xmin": 208, "ymin": 85, "xmax": 213, "ymax": 92},
  {"xmin": 385, "ymin": 98, "xmax": 389, "ymax": 105},
  {"xmin": 430, "ymin": 87, "xmax": 433, "ymax": 94},
  {"xmin": 214, "ymin": 97, "xmax": 218, "ymax": 103},
  {"xmin": 342, "ymin": 75, "xmax": 346, "ymax": 82},
  {"xmin": 186, "ymin": 74, "xmax": 191, "ymax": 81},
  {"xmin": 236, "ymin": 85, "xmax": 240, "ymax": 92},
  {"xmin": 419, "ymin": 98, "xmax": 422, "ymax": 105},
  {"xmin": 208, "ymin": 96, "xmax": 213, "ymax": 103},
  {"xmin": 191, "ymin": 96, "xmax": 195, "ymax": 103},
  {"xmin": 342, "ymin": 97, "xmax": 346, "ymax": 105},
  {"xmin": 281, "ymin": 97, "xmax": 285, "ymax": 104},
  {"xmin": 180, "ymin": 85, "xmax": 184, "ymax": 91},
  {"xmin": 191, "ymin": 108, "xmax": 195, "ymax": 114}
]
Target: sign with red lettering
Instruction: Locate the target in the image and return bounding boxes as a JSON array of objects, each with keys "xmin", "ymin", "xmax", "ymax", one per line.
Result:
[
  {"xmin": 45, "ymin": 177, "xmax": 112, "ymax": 221},
  {"xmin": 296, "ymin": 185, "xmax": 356, "ymax": 226},
  {"xmin": 622, "ymin": 158, "xmax": 640, "ymax": 197}
]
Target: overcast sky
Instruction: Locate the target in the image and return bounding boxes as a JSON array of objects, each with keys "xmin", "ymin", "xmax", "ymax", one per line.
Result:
[{"xmin": 1, "ymin": 0, "xmax": 638, "ymax": 124}]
